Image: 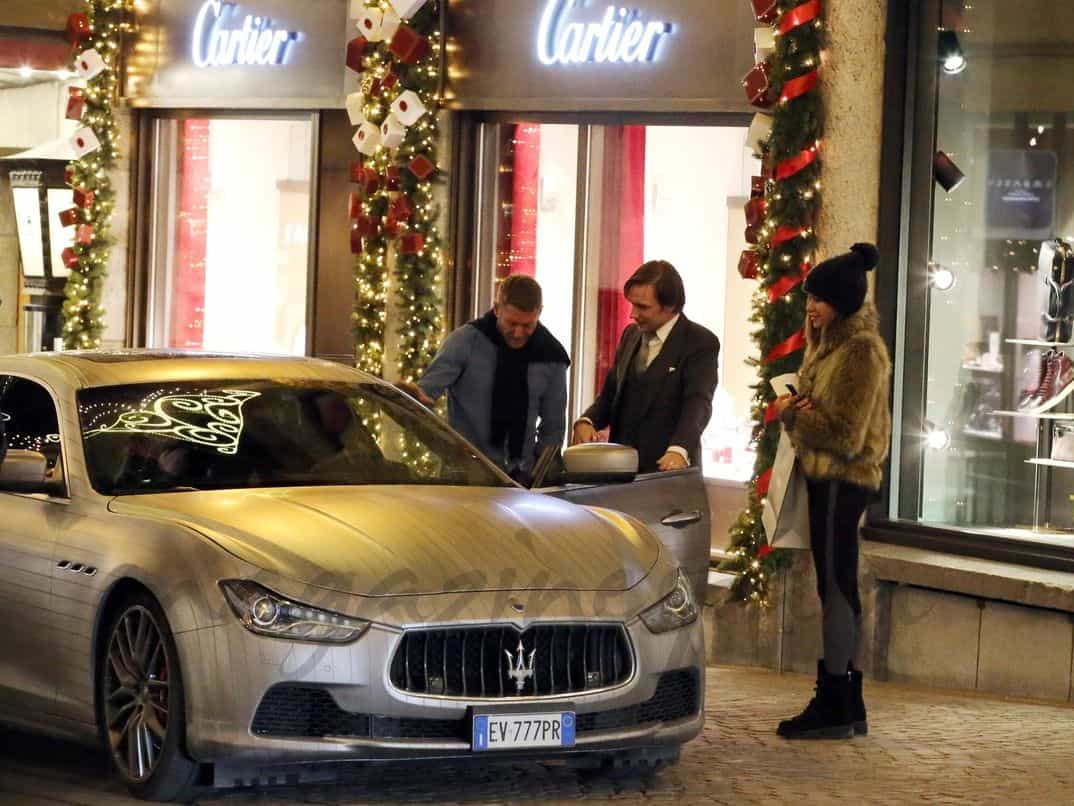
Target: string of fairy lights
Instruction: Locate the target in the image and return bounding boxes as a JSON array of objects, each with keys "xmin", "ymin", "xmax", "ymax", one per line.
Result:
[
  {"xmin": 61, "ymin": 1, "xmax": 131, "ymax": 350},
  {"xmin": 347, "ymin": 0, "xmax": 444, "ymax": 472},
  {"xmin": 719, "ymin": 0, "xmax": 826, "ymax": 606}
]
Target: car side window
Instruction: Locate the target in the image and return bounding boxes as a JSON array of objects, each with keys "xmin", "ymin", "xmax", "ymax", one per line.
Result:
[{"xmin": 0, "ymin": 375, "xmax": 62, "ymax": 461}]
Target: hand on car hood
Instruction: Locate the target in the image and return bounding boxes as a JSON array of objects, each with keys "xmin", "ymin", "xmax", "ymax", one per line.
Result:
[{"xmin": 110, "ymin": 486, "xmax": 660, "ymax": 595}]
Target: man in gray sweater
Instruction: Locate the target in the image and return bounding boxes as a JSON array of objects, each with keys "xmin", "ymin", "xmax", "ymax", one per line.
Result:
[{"xmin": 399, "ymin": 275, "xmax": 569, "ymax": 482}]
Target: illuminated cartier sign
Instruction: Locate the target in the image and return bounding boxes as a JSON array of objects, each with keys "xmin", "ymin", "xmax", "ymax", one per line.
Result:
[
  {"xmin": 537, "ymin": 0, "xmax": 674, "ymax": 66},
  {"xmin": 191, "ymin": 0, "xmax": 301, "ymax": 68}
]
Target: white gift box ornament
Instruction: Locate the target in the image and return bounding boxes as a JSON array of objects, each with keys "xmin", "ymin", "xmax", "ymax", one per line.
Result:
[
  {"xmin": 352, "ymin": 121, "xmax": 382, "ymax": 156},
  {"xmin": 380, "ymin": 115, "xmax": 408, "ymax": 148},
  {"xmin": 345, "ymin": 91, "xmax": 366, "ymax": 126},
  {"xmin": 746, "ymin": 112, "xmax": 773, "ymax": 157},
  {"xmin": 70, "ymin": 126, "xmax": 101, "ymax": 158},
  {"xmin": 389, "ymin": 0, "xmax": 430, "ymax": 19},
  {"xmin": 355, "ymin": 8, "xmax": 387, "ymax": 41},
  {"xmin": 390, "ymin": 90, "xmax": 427, "ymax": 126},
  {"xmin": 754, "ymin": 27, "xmax": 776, "ymax": 62},
  {"xmin": 380, "ymin": 9, "xmax": 401, "ymax": 41},
  {"xmin": 75, "ymin": 48, "xmax": 107, "ymax": 80}
]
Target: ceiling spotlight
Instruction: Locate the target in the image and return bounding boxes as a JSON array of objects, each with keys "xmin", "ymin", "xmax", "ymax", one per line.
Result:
[
  {"xmin": 929, "ymin": 263, "xmax": 956, "ymax": 291},
  {"xmin": 18, "ymin": 65, "xmax": 33, "ymax": 79},
  {"xmin": 939, "ymin": 30, "xmax": 966, "ymax": 75}
]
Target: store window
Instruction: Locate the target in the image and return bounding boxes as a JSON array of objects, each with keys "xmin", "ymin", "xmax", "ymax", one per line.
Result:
[
  {"xmin": 476, "ymin": 120, "xmax": 759, "ymax": 479},
  {"xmin": 901, "ymin": 0, "xmax": 1074, "ymax": 535},
  {"xmin": 146, "ymin": 116, "xmax": 314, "ymax": 355}
]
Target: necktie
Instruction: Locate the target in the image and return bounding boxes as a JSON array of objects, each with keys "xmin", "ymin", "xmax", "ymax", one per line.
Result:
[{"xmin": 635, "ymin": 332, "xmax": 658, "ymax": 374}]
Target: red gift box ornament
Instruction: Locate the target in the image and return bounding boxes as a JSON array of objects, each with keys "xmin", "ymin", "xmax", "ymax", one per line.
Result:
[
  {"xmin": 65, "ymin": 12, "xmax": 91, "ymax": 44},
  {"xmin": 65, "ymin": 87, "xmax": 86, "ymax": 121},
  {"xmin": 751, "ymin": 0, "xmax": 778, "ymax": 24},
  {"xmin": 61, "ymin": 247, "xmax": 80, "ymax": 269},
  {"xmin": 75, "ymin": 224, "xmax": 94, "ymax": 245},
  {"xmin": 389, "ymin": 24, "xmax": 430, "ymax": 64},
  {"xmin": 355, "ymin": 215, "xmax": 380, "ymax": 237},
  {"xmin": 59, "ymin": 207, "xmax": 82, "ymax": 227},
  {"xmin": 744, "ymin": 224, "xmax": 762, "ymax": 245},
  {"xmin": 64, "ymin": 166, "xmax": 76, "ymax": 187},
  {"xmin": 383, "ymin": 217, "xmax": 402, "ymax": 239},
  {"xmin": 349, "ymin": 161, "xmax": 364, "ymax": 183},
  {"xmin": 346, "ymin": 36, "xmax": 369, "ymax": 73},
  {"xmin": 385, "ymin": 166, "xmax": 403, "ymax": 190},
  {"xmin": 751, "ymin": 176, "xmax": 766, "ymax": 199},
  {"xmin": 389, "ymin": 194, "xmax": 414, "ymax": 222},
  {"xmin": 358, "ymin": 167, "xmax": 381, "ymax": 195},
  {"xmin": 73, "ymin": 188, "xmax": 95, "ymax": 209},
  {"xmin": 348, "ymin": 191, "xmax": 363, "ymax": 219},
  {"xmin": 738, "ymin": 250, "xmax": 760, "ymax": 280},
  {"xmin": 408, "ymin": 154, "xmax": 436, "ymax": 180},
  {"xmin": 745, "ymin": 197, "xmax": 767, "ymax": 228},
  {"xmin": 742, "ymin": 62, "xmax": 774, "ymax": 109},
  {"xmin": 400, "ymin": 232, "xmax": 425, "ymax": 255}
]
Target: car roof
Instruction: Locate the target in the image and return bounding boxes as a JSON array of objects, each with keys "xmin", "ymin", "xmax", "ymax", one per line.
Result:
[{"xmin": 0, "ymin": 350, "xmax": 376, "ymax": 390}]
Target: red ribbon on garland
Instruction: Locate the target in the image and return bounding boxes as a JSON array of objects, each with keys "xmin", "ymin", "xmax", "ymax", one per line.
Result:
[
  {"xmin": 779, "ymin": 0, "xmax": 822, "ymax": 35},
  {"xmin": 771, "ymin": 225, "xmax": 806, "ymax": 248},
  {"xmin": 775, "ymin": 147, "xmax": 817, "ymax": 180},
  {"xmin": 780, "ymin": 70, "xmax": 819, "ymax": 103},
  {"xmin": 767, "ymin": 262, "xmax": 811, "ymax": 303},
  {"xmin": 756, "ymin": 467, "xmax": 773, "ymax": 498},
  {"xmin": 765, "ymin": 329, "xmax": 806, "ymax": 364},
  {"xmin": 764, "ymin": 400, "xmax": 779, "ymax": 424}
]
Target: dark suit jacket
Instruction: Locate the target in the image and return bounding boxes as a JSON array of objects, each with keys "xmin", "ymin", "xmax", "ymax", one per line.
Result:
[{"xmin": 583, "ymin": 315, "xmax": 720, "ymax": 472}]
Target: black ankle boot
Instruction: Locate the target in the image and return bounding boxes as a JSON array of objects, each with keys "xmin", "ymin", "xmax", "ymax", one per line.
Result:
[
  {"xmin": 847, "ymin": 664, "xmax": 867, "ymax": 736},
  {"xmin": 777, "ymin": 660, "xmax": 854, "ymax": 740}
]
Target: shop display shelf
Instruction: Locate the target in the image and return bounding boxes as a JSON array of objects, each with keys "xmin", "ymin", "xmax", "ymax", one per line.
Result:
[
  {"xmin": 1027, "ymin": 458, "xmax": 1074, "ymax": 469},
  {"xmin": 1006, "ymin": 338, "xmax": 1074, "ymax": 348},
  {"xmin": 993, "ymin": 410, "xmax": 1074, "ymax": 420}
]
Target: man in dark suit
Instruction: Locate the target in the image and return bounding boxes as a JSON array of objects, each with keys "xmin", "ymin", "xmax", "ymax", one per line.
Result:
[{"xmin": 571, "ymin": 261, "xmax": 719, "ymax": 473}]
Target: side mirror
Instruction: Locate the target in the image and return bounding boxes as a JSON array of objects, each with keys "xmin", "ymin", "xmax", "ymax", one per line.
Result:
[
  {"xmin": 0, "ymin": 449, "xmax": 65, "ymax": 495},
  {"xmin": 560, "ymin": 443, "xmax": 638, "ymax": 484}
]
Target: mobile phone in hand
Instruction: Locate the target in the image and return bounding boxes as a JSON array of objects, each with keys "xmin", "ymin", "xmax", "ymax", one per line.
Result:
[{"xmin": 785, "ymin": 383, "xmax": 798, "ymax": 397}]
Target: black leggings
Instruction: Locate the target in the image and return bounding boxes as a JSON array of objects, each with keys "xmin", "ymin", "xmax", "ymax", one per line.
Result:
[{"xmin": 806, "ymin": 478, "xmax": 871, "ymax": 677}]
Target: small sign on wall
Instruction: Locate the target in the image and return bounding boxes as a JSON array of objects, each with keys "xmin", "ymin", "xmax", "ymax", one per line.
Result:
[{"xmin": 986, "ymin": 148, "xmax": 1057, "ymax": 240}]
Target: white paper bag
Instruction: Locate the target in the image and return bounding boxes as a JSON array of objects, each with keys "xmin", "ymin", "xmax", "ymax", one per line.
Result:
[{"xmin": 761, "ymin": 427, "xmax": 810, "ymax": 550}]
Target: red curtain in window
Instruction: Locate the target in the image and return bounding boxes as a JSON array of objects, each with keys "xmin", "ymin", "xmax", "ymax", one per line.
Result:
[
  {"xmin": 494, "ymin": 123, "xmax": 540, "ymax": 279},
  {"xmin": 170, "ymin": 119, "xmax": 210, "ymax": 348},
  {"xmin": 595, "ymin": 125, "xmax": 646, "ymax": 396}
]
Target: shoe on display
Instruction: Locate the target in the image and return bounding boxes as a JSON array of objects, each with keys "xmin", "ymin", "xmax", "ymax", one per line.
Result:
[
  {"xmin": 1025, "ymin": 351, "xmax": 1074, "ymax": 414},
  {"xmin": 1018, "ymin": 350, "xmax": 1051, "ymax": 411}
]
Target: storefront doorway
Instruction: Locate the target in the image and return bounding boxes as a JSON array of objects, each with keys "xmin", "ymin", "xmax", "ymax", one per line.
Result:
[{"xmin": 466, "ymin": 119, "xmax": 759, "ymax": 481}]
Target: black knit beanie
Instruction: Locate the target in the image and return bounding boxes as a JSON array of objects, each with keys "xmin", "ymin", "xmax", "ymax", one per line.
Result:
[{"xmin": 803, "ymin": 242, "xmax": 880, "ymax": 317}]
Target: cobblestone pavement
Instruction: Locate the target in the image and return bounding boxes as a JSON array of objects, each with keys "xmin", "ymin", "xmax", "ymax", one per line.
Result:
[{"xmin": 4, "ymin": 665, "xmax": 1074, "ymax": 805}]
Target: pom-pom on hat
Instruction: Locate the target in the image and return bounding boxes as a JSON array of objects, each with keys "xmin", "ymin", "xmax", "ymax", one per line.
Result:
[{"xmin": 803, "ymin": 242, "xmax": 879, "ymax": 317}]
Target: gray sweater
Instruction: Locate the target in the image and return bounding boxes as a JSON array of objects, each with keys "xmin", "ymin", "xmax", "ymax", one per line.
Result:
[{"xmin": 418, "ymin": 324, "xmax": 568, "ymax": 473}]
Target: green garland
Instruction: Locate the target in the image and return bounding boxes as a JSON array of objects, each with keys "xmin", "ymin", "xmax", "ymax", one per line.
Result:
[
  {"xmin": 350, "ymin": 1, "xmax": 444, "ymax": 384},
  {"xmin": 62, "ymin": 0, "xmax": 128, "ymax": 349},
  {"xmin": 719, "ymin": 0, "xmax": 825, "ymax": 605}
]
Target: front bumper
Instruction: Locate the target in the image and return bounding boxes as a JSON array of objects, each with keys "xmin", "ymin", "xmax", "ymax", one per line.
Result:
[{"xmin": 175, "ymin": 614, "xmax": 705, "ymax": 765}]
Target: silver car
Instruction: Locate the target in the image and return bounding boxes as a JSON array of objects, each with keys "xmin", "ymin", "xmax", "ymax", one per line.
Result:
[{"xmin": 0, "ymin": 351, "xmax": 704, "ymax": 801}]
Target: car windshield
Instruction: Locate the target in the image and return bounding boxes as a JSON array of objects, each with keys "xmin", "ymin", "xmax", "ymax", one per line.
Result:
[{"xmin": 78, "ymin": 379, "xmax": 513, "ymax": 495}]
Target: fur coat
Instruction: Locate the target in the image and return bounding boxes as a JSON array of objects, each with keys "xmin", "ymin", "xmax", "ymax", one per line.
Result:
[{"xmin": 783, "ymin": 301, "xmax": 892, "ymax": 491}]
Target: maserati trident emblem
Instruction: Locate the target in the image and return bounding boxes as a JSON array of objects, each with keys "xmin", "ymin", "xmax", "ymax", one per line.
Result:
[{"xmin": 504, "ymin": 639, "xmax": 536, "ymax": 693}]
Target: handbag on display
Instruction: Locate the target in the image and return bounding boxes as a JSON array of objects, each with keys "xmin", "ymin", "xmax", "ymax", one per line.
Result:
[{"xmin": 761, "ymin": 427, "xmax": 811, "ymax": 550}]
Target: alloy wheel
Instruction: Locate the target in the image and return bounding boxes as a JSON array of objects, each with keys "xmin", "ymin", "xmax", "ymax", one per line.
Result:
[{"xmin": 103, "ymin": 605, "xmax": 171, "ymax": 782}]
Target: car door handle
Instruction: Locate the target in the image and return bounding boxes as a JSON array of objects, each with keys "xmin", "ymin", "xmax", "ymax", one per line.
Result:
[{"xmin": 661, "ymin": 509, "xmax": 702, "ymax": 528}]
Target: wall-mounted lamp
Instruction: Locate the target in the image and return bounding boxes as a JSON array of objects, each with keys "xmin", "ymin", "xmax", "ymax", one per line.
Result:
[
  {"xmin": 939, "ymin": 29, "xmax": 966, "ymax": 75},
  {"xmin": 928, "ymin": 262, "xmax": 956, "ymax": 291},
  {"xmin": 933, "ymin": 150, "xmax": 966, "ymax": 193}
]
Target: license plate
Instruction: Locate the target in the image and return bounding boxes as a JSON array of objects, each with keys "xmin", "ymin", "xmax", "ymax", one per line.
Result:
[{"xmin": 472, "ymin": 711, "xmax": 575, "ymax": 751}]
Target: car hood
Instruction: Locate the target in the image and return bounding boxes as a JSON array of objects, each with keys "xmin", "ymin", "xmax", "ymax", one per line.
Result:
[{"xmin": 109, "ymin": 485, "xmax": 659, "ymax": 595}]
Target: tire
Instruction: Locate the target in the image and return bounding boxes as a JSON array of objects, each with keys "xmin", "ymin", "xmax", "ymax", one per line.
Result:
[{"xmin": 98, "ymin": 591, "xmax": 202, "ymax": 802}]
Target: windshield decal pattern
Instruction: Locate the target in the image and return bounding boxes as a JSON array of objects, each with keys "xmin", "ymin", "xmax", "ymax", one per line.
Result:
[{"xmin": 84, "ymin": 389, "xmax": 260, "ymax": 454}]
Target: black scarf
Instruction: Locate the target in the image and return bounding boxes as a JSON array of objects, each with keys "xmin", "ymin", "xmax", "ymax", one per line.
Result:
[{"xmin": 471, "ymin": 309, "xmax": 570, "ymax": 462}]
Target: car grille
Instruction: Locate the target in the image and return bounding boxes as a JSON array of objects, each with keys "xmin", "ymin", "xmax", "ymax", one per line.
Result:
[
  {"xmin": 388, "ymin": 625, "xmax": 633, "ymax": 698},
  {"xmin": 251, "ymin": 668, "xmax": 699, "ymax": 741}
]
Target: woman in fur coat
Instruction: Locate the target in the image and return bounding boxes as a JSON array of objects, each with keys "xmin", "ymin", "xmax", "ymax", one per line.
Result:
[{"xmin": 773, "ymin": 242, "xmax": 892, "ymax": 740}]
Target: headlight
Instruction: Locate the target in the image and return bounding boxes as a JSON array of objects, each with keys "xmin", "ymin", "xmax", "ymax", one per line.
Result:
[
  {"xmin": 639, "ymin": 569, "xmax": 698, "ymax": 633},
  {"xmin": 219, "ymin": 579, "xmax": 370, "ymax": 644}
]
